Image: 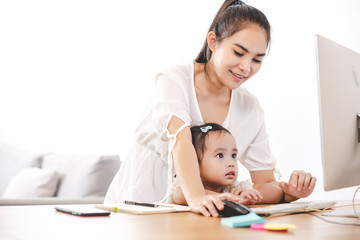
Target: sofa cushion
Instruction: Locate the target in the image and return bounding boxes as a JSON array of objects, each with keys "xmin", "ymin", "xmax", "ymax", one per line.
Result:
[
  {"xmin": 42, "ymin": 154, "xmax": 120, "ymax": 198},
  {"xmin": 2, "ymin": 167, "xmax": 60, "ymax": 198},
  {"xmin": 0, "ymin": 143, "xmax": 44, "ymax": 196}
]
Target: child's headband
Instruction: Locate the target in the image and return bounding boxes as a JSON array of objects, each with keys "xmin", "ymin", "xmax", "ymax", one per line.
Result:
[{"xmin": 200, "ymin": 125, "xmax": 213, "ymax": 133}]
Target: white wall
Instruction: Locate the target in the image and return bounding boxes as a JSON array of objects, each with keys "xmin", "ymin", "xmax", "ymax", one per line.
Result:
[{"xmin": 1, "ymin": 0, "xmax": 359, "ymax": 201}]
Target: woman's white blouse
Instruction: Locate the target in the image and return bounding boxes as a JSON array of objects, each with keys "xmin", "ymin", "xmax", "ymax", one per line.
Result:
[{"xmin": 104, "ymin": 62, "xmax": 276, "ymax": 204}]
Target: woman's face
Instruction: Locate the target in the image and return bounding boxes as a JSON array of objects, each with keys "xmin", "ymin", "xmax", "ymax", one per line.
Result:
[
  {"xmin": 199, "ymin": 131, "xmax": 238, "ymax": 192},
  {"xmin": 209, "ymin": 24, "xmax": 268, "ymax": 89}
]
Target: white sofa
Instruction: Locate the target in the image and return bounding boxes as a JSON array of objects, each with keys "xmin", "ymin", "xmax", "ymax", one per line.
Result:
[{"xmin": 0, "ymin": 143, "xmax": 120, "ymax": 205}]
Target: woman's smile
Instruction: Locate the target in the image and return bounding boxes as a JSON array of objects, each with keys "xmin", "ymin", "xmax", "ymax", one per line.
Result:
[{"xmin": 229, "ymin": 70, "xmax": 247, "ymax": 83}]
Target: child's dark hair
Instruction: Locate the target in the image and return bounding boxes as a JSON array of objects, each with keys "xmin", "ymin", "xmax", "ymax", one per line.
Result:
[
  {"xmin": 191, "ymin": 123, "xmax": 231, "ymax": 163},
  {"xmin": 195, "ymin": 0, "xmax": 271, "ymax": 63}
]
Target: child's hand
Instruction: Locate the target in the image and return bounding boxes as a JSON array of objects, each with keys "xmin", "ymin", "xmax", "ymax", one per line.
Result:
[
  {"xmin": 231, "ymin": 188, "xmax": 263, "ymax": 205},
  {"xmin": 230, "ymin": 187, "xmax": 245, "ymax": 195}
]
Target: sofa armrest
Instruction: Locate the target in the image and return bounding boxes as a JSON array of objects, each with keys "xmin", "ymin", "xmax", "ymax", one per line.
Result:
[{"xmin": 0, "ymin": 197, "xmax": 104, "ymax": 206}]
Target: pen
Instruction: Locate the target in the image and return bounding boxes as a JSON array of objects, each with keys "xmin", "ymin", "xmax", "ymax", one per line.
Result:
[{"xmin": 124, "ymin": 200, "xmax": 157, "ymax": 208}]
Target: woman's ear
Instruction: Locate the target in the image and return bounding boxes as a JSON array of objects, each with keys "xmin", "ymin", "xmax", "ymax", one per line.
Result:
[{"xmin": 207, "ymin": 31, "xmax": 217, "ymax": 53}]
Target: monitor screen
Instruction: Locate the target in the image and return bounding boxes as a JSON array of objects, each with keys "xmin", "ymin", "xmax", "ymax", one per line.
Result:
[{"xmin": 316, "ymin": 34, "xmax": 360, "ymax": 191}]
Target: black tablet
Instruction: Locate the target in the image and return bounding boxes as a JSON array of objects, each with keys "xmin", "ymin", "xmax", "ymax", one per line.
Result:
[{"xmin": 55, "ymin": 205, "xmax": 110, "ymax": 217}]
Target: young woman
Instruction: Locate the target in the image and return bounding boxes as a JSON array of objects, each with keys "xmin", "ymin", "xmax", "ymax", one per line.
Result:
[
  {"xmin": 105, "ymin": 0, "xmax": 316, "ymax": 217},
  {"xmin": 169, "ymin": 123, "xmax": 263, "ymax": 209}
]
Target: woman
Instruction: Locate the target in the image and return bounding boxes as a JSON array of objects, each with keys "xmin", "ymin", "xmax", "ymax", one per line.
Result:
[{"xmin": 105, "ymin": 0, "xmax": 316, "ymax": 217}]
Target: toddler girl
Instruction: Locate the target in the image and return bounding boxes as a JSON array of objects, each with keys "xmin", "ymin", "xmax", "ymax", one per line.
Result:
[{"xmin": 170, "ymin": 123, "xmax": 263, "ymax": 205}]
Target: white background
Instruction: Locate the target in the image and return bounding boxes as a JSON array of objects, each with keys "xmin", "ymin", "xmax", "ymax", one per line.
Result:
[{"xmin": 1, "ymin": 0, "xmax": 360, "ymax": 200}]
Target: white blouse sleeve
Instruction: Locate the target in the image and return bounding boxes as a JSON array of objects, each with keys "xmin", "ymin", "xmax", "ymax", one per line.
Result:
[
  {"xmin": 240, "ymin": 122, "xmax": 278, "ymax": 171},
  {"xmin": 152, "ymin": 72, "xmax": 192, "ymax": 139}
]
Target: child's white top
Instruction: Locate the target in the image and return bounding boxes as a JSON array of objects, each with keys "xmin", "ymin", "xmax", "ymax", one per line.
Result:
[{"xmin": 104, "ymin": 62, "xmax": 277, "ymax": 203}]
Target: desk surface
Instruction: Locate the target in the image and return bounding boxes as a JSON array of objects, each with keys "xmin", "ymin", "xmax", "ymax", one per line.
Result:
[{"xmin": 0, "ymin": 202, "xmax": 359, "ymax": 240}]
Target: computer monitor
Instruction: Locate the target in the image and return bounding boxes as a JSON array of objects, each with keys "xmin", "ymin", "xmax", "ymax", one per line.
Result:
[{"xmin": 316, "ymin": 34, "xmax": 360, "ymax": 191}]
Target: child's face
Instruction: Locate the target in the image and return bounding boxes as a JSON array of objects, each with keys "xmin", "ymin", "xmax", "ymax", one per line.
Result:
[{"xmin": 199, "ymin": 131, "xmax": 238, "ymax": 192}]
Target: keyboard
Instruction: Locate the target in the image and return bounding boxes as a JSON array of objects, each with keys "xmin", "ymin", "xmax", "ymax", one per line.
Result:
[{"xmin": 251, "ymin": 200, "xmax": 337, "ymax": 216}]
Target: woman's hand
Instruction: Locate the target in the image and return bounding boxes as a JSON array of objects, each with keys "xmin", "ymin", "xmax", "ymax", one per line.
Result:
[
  {"xmin": 187, "ymin": 193, "xmax": 240, "ymax": 217},
  {"xmin": 279, "ymin": 170, "xmax": 316, "ymax": 202}
]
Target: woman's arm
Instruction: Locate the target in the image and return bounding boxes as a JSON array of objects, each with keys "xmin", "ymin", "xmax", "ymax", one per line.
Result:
[
  {"xmin": 250, "ymin": 170, "xmax": 283, "ymax": 203},
  {"xmin": 168, "ymin": 117, "xmax": 207, "ymax": 206},
  {"xmin": 170, "ymin": 186, "xmax": 221, "ymax": 205},
  {"xmin": 250, "ymin": 170, "xmax": 316, "ymax": 203},
  {"xmin": 171, "ymin": 186, "xmax": 261, "ymax": 206}
]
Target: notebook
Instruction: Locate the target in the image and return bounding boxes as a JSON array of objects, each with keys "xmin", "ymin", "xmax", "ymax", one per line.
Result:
[
  {"xmin": 95, "ymin": 201, "xmax": 191, "ymax": 215},
  {"xmin": 251, "ymin": 200, "xmax": 337, "ymax": 217}
]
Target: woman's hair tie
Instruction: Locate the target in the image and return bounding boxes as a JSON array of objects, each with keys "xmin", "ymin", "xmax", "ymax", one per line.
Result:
[{"xmin": 231, "ymin": 0, "xmax": 244, "ymax": 6}]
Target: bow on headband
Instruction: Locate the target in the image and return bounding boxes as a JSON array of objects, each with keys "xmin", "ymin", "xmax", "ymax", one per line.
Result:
[{"xmin": 200, "ymin": 125, "xmax": 213, "ymax": 133}]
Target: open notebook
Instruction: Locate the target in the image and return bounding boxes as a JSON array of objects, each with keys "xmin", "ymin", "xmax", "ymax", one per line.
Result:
[
  {"xmin": 95, "ymin": 202, "xmax": 191, "ymax": 215},
  {"xmin": 251, "ymin": 200, "xmax": 337, "ymax": 217}
]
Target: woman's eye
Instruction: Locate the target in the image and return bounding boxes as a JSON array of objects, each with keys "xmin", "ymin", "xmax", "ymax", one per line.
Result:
[
  {"xmin": 234, "ymin": 50, "xmax": 243, "ymax": 57},
  {"xmin": 232, "ymin": 153, "xmax": 237, "ymax": 158},
  {"xmin": 216, "ymin": 153, "xmax": 224, "ymax": 158},
  {"xmin": 253, "ymin": 59, "xmax": 262, "ymax": 63}
]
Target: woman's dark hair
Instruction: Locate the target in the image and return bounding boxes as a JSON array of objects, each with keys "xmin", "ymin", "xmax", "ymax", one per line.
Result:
[
  {"xmin": 195, "ymin": 0, "xmax": 271, "ymax": 63},
  {"xmin": 191, "ymin": 123, "xmax": 231, "ymax": 163}
]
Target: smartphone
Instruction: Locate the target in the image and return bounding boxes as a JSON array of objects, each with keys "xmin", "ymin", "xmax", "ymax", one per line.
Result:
[{"xmin": 55, "ymin": 205, "xmax": 111, "ymax": 216}]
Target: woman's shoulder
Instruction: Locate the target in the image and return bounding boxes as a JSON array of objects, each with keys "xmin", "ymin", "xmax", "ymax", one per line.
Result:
[{"xmin": 155, "ymin": 62, "xmax": 193, "ymax": 83}]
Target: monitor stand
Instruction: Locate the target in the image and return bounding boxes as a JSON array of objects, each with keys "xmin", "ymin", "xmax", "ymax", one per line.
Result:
[
  {"xmin": 358, "ymin": 113, "xmax": 360, "ymax": 143},
  {"xmin": 321, "ymin": 207, "xmax": 359, "ymax": 218}
]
